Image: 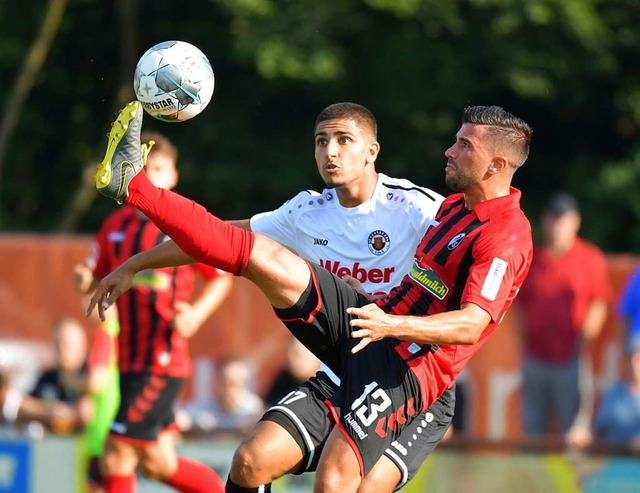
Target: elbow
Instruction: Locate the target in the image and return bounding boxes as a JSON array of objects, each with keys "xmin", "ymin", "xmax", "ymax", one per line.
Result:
[{"xmin": 460, "ymin": 325, "xmax": 484, "ymax": 345}]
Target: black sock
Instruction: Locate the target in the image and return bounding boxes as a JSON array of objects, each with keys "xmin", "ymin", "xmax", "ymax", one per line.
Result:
[{"xmin": 226, "ymin": 476, "xmax": 272, "ymax": 492}]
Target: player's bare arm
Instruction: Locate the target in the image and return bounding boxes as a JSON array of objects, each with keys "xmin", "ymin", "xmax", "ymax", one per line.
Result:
[
  {"xmin": 348, "ymin": 302, "xmax": 491, "ymax": 353},
  {"xmin": 86, "ymin": 240, "xmax": 195, "ymax": 320},
  {"xmin": 173, "ymin": 273, "xmax": 233, "ymax": 338}
]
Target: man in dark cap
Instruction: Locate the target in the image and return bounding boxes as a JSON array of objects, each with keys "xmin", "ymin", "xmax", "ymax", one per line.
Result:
[{"xmin": 516, "ymin": 191, "xmax": 612, "ymax": 444}]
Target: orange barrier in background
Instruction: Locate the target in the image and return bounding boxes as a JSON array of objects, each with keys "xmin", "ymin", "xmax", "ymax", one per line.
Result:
[{"xmin": 0, "ymin": 233, "xmax": 637, "ymax": 440}]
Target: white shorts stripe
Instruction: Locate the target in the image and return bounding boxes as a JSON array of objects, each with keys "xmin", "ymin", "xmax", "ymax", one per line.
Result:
[
  {"xmin": 383, "ymin": 447, "xmax": 409, "ymax": 491},
  {"xmin": 268, "ymin": 404, "xmax": 316, "ymax": 470}
]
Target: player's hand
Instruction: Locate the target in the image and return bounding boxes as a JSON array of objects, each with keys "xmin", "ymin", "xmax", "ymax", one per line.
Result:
[
  {"xmin": 49, "ymin": 401, "xmax": 78, "ymax": 434},
  {"xmin": 72, "ymin": 263, "xmax": 94, "ymax": 293},
  {"xmin": 342, "ymin": 275, "xmax": 366, "ymax": 294},
  {"xmin": 565, "ymin": 423, "xmax": 593, "ymax": 449},
  {"xmin": 86, "ymin": 264, "xmax": 135, "ymax": 321},
  {"xmin": 172, "ymin": 301, "xmax": 203, "ymax": 338},
  {"xmin": 347, "ymin": 303, "xmax": 395, "ymax": 353}
]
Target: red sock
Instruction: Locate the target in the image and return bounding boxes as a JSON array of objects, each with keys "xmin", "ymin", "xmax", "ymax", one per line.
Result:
[
  {"xmin": 127, "ymin": 172, "xmax": 254, "ymax": 276},
  {"xmin": 104, "ymin": 475, "xmax": 136, "ymax": 493},
  {"xmin": 163, "ymin": 456, "xmax": 225, "ymax": 493}
]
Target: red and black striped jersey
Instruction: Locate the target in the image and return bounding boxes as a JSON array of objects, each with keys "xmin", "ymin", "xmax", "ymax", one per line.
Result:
[
  {"xmin": 93, "ymin": 206, "xmax": 220, "ymax": 377},
  {"xmin": 377, "ymin": 188, "xmax": 533, "ymax": 409}
]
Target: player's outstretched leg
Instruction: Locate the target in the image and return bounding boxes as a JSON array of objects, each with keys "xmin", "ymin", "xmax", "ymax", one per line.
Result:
[
  {"xmin": 93, "ymin": 101, "xmax": 310, "ymax": 307},
  {"xmin": 94, "ymin": 101, "xmax": 153, "ymax": 204}
]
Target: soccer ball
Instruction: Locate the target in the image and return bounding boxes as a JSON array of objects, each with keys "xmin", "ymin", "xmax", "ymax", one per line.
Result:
[{"xmin": 133, "ymin": 40, "xmax": 215, "ymax": 122}]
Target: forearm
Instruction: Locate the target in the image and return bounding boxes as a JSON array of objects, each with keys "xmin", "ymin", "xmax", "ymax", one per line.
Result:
[
  {"xmin": 124, "ymin": 239, "xmax": 197, "ymax": 272},
  {"xmin": 180, "ymin": 275, "xmax": 233, "ymax": 338},
  {"xmin": 389, "ymin": 309, "xmax": 486, "ymax": 345},
  {"xmin": 582, "ymin": 300, "xmax": 608, "ymax": 342}
]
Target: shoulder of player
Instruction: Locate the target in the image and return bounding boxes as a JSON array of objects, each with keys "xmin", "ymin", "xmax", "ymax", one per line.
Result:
[
  {"xmin": 377, "ymin": 174, "xmax": 444, "ymax": 206},
  {"xmin": 573, "ymin": 236, "xmax": 607, "ymax": 258},
  {"xmin": 284, "ymin": 188, "xmax": 337, "ymax": 215},
  {"xmin": 473, "ymin": 209, "xmax": 533, "ymax": 257}
]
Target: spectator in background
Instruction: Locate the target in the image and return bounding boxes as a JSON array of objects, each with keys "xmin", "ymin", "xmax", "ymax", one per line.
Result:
[
  {"xmin": 0, "ymin": 370, "xmax": 77, "ymax": 434},
  {"xmin": 617, "ymin": 266, "xmax": 640, "ymax": 343},
  {"xmin": 516, "ymin": 192, "xmax": 612, "ymax": 443},
  {"xmin": 30, "ymin": 318, "xmax": 88, "ymax": 407},
  {"xmin": 264, "ymin": 337, "xmax": 320, "ymax": 407},
  {"xmin": 180, "ymin": 357, "xmax": 264, "ymax": 436},
  {"xmin": 592, "ymin": 335, "xmax": 640, "ymax": 450},
  {"xmin": 0, "ymin": 318, "xmax": 89, "ymax": 435}
]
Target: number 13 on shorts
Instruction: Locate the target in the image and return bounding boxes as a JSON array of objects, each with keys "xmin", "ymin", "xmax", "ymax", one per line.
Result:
[{"xmin": 351, "ymin": 381, "xmax": 391, "ymax": 427}]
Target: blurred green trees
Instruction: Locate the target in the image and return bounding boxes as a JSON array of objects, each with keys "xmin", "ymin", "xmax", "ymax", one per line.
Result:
[{"xmin": 1, "ymin": 0, "xmax": 639, "ymax": 250}]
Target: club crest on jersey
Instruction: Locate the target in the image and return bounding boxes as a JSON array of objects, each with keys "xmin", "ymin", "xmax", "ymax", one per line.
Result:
[
  {"xmin": 447, "ymin": 233, "xmax": 466, "ymax": 250},
  {"xmin": 409, "ymin": 263, "xmax": 449, "ymax": 300},
  {"xmin": 368, "ymin": 230, "xmax": 390, "ymax": 256},
  {"xmin": 386, "ymin": 192, "xmax": 394, "ymax": 200},
  {"xmin": 325, "ymin": 192, "xmax": 334, "ymax": 201}
]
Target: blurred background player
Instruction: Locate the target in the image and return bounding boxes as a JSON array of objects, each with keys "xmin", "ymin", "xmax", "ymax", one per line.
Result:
[
  {"xmin": 74, "ymin": 259, "xmax": 121, "ymax": 493},
  {"xmin": 178, "ymin": 356, "xmax": 264, "ymax": 437},
  {"xmin": 617, "ymin": 264, "xmax": 640, "ymax": 344},
  {"xmin": 78, "ymin": 131, "xmax": 232, "ymax": 493},
  {"xmin": 516, "ymin": 191, "xmax": 612, "ymax": 445},
  {"xmin": 592, "ymin": 335, "xmax": 640, "ymax": 450}
]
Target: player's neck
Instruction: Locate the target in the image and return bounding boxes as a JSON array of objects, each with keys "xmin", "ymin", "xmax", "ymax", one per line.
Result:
[
  {"xmin": 335, "ymin": 172, "xmax": 378, "ymax": 208},
  {"xmin": 463, "ymin": 183, "xmax": 511, "ymax": 210}
]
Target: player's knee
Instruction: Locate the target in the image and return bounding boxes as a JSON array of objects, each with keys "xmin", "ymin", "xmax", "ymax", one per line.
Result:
[
  {"xmin": 231, "ymin": 442, "xmax": 269, "ymax": 483},
  {"xmin": 139, "ymin": 456, "xmax": 171, "ymax": 481},
  {"xmin": 314, "ymin": 470, "xmax": 358, "ymax": 493}
]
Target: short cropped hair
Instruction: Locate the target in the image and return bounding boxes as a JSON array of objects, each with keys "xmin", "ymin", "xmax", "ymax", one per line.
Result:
[
  {"xmin": 315, "ymin": 102, "xmax": 378, "ymax": 138},
  {"xmin": 462, "ymin": 105, "xmax": 532, "ymax": 169},
  {"xmin": 141, "ymin": 130, "xmax": 178, "ymax": 163}
]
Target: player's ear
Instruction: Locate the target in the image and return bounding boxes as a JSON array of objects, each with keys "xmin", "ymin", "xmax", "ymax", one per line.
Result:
[
  {"xmin": 367, "ymin": 141, "xmax": 380, "ymax": 164},
  {"xmin": 488, "ymin": 156, "xmax": 507, "ymax": 175}
]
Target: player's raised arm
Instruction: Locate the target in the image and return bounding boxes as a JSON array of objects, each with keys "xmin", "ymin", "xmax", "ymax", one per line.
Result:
[{"xmin": 86, "ymin": 239, "xmax": 196, "ymax": 320}]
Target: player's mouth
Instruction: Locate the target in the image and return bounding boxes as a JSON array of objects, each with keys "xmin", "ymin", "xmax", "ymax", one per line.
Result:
[{"xmin": 324, "ymin": 163, "xmax": 340, "ymax": 172}]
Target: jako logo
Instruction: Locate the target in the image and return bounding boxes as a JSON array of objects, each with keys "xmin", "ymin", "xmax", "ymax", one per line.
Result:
[{"xmin": 314, "ymin": 238, "xmax": 328, "ymax": 246}]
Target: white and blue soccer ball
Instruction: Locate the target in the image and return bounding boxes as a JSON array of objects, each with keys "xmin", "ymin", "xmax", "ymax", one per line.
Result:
[{"xmin": 133, "ymin": 40, "xmax": 215, "ymax": 122}]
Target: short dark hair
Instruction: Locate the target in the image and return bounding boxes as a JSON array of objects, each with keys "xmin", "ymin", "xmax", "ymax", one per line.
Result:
[
  {"xmin": 544, "ymin": 191, "xmax": 579, "ymax": 216},
  {"xmin": 141, "ymin": 130, "xmax": 178, "ymax": 163},
  {"xmin": 462, "ymin": 105, "xmax": 532, "ymax": 169},
  {"xmin": 315, "ymin": 102, "xmax": 377, "ymax": 138}
]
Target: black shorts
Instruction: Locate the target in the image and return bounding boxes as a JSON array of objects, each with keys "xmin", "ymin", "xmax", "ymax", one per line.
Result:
[
  {"xmin": 87, "ymin": 457, "xmax": 103, "ymax": 486},
  {"xmin": 275, "ymin": 263, "xmax": 429, "ymax": 477},
  {"xmin": 110, "ymin": 372, "xmax": 183, "ymax": 442},
  {"xmin": 262, "ymin": 371, "xmax": 455, "ymax": 490},
  {"xmin": 261, "ymin": 371, "xmax": 337, "ymax": 472}
]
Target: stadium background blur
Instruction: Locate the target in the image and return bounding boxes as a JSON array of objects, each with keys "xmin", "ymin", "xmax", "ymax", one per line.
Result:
[{"xmin": 2, "ymin": 1, "xmax": 640, "ymax": 492}]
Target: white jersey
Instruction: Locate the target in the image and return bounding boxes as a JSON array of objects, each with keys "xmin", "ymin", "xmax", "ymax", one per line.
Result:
[
  {"xmin": 251, "ymin": 173, "xmax": 444, "ymax": 295},
  {"xmin": 250, "ymin": 173, "xmax": 445, "ymax": 383}
]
